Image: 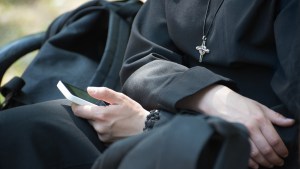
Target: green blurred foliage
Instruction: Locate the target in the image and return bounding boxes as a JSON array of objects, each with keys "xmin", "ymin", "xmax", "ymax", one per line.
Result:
[{"xmin": 1, "ymin": 0, "xmax": 38, "ymax": 5}]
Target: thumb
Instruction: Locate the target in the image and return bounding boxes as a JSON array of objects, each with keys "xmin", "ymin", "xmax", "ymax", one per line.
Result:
[
  {"xmin": 87, "ymin": 87, "xmax": 99, "ymax": 97},
  {"xmin": 265, "ymin": 109, "xmax": 295, "ymax": 127}
]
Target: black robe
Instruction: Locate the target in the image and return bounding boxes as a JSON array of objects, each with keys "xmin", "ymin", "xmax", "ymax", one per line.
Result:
[
  {"xmin": 0, "ymin": 100, "xmax": 250, "ymax": 169},
  {"xmin": 120, "ymin": 0, "xmax": 299, "ymax": 168}
]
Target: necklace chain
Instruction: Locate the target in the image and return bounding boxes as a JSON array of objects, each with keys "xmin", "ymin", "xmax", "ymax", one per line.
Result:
[{"xmin": 196, "ymin": 0, "xmax": 225, "ymax": 62}]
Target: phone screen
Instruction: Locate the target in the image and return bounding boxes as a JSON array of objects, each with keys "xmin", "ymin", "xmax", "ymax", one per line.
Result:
[{"xmin": 63, "ymin": 82, "xmax": 107, "ymax": 106}]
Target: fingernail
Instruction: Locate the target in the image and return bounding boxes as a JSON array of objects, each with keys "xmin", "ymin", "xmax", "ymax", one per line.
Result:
[
  {"xmin": 87, "ymin": 87, "xmax": 96, "ymax": 93},
  {"xmin": 284, "ymin": 117, "xmax": 295, "ymax": 121},
  {"xmin": 282, "ymin": 118, "xmax": 295, "ymax": 125}
]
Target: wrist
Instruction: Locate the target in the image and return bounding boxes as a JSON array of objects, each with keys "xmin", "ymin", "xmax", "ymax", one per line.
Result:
[
  {"xmin": 176, "ymin": 84, "xmax": 229, "ymax": 114},
  {"xmin": 197, "ymin": 85, "xmax": 226, "ymax": 113},
  {"xmin": 130, "ymin": 107, "xmax": 150, "ymax": 134}
]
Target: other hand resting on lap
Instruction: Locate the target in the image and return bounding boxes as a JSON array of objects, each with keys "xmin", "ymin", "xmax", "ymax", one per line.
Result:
[{"xmin": 177, "ymin": 85, "xmax": 295, "ymax": 169}]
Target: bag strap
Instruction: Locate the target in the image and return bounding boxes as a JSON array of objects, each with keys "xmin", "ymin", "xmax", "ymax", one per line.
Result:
[
  {"xmin": 0, "ymin": 77, "xmax": 25, "ymax": 110},
  {"xmin": 0, "ymin": 33, "xmax": 45, "ymax": 86}
]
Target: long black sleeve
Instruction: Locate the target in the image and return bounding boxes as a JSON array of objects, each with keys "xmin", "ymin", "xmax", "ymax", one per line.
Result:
[
  {"xmin": 120, "ymin": 0, "xmax": 235, "ymax": 112},
  {"xmin": 272, "ymin": 0, "xmax": 300, "ymax": 117}
]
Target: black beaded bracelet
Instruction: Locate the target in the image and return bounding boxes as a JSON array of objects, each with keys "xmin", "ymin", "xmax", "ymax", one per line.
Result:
[{"xmin": 143, "ymin": 109, "xmax": 160, "ymax": 131}]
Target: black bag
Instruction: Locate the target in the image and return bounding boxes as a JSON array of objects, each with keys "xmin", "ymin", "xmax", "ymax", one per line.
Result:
[{"xmin": 0, "ymin": 0, "xmax": 142, "ymax": 109}]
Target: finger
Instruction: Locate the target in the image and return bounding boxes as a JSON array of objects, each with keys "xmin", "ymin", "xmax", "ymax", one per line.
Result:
[
  {"xmin": 87, "ymin": 87, "xmax": 124, "ymax": 104},
  {"xmin": 98, "ymin": 133, "xmax": 113, "ymax": 143},
  {"xmin": 71, "ymin": 104, "xmax": 103, "ymax": 120},
  {"xmin": 249, "ymin": 158, "xmax": 259, "ymax": 169},
  {"xmin": 250, "ymin": 126, "xmax": 284, "ymax": 166},
  {"xmin": 249, "ymin": 140, "xmax": 273, "ymax": 168},
  {"xmin": 260, "ymin": 119, "xmax": 289, "ymax": 158},
  {"xmin": 90, "ymin": 121, "xmax": 113, "ymax": 143},
  {"xmin": 264, "ymin": 107, "xmax": 294, "ymax": 127},
  {"xmin": 73, "ymin": 103, "xmax": 121, "ymax": 121},
  {"xmin": 90, "ymin": 120, "xmax": 109, "ymax": 134},
  {"xmin": 91, "ymin": 121, "xmax": 128, "ymax": 143}
]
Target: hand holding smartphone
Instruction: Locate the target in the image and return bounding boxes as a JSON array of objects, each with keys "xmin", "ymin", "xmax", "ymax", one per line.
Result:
[{"xmin": 57, "ymin": 81, "xmax": 107, "ymax": 106}]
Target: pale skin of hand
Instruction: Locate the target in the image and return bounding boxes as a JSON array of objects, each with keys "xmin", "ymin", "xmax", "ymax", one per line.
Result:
[
  {"xmin": 177, "ymin": 85, "xmax": 295, "ymax": 169},
  {"xmin": 71, "ymin": 87, "xmax": 149, "ymax": 143}
]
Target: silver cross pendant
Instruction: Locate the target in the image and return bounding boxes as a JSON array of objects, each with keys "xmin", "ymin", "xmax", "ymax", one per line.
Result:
[{"xmin": 196, "ymin": 36, "xmax": 210, "ymax": 63}]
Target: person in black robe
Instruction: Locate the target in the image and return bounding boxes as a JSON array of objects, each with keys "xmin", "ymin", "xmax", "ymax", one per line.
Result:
[
  {"xmin": 0, "ymin": 0, "xmax": 298, "ymax": 168},
  {"xmin": 119, "ymin": 0, "xmax": 300, "ymax": 168}
]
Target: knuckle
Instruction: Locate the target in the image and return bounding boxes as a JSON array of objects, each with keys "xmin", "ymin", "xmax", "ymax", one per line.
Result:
[
  {"xmin": 248, "ymin": 159, "xmax": 258, "ymax": 169},
  {"xmin": 94, "ymin": 123, "xmax": 108, "ymax": 133},
  {"xmin": 98, "ymin": 133, "xmax": 112, "ymax": 142},
  {"xmin": 101, "ymin": 87, "xmax": 111, "ymax": 96},
  {"xmin": 71, "ymin": 106, "xmax": 80, "ymax": 115},
  {"xmin": 98, "ymin": 135, "xmax": 107, "ymax": 142},
  {"xmin": 250, "ymin": 149, "xmax": 260, "ymax": 158},
  {"xmin": 261, "ymin": 147, "xmax": 273, "ymax": 156},
  {"xmin": 98, "ymin": 128, "xmax": 106, "ymax": 134},
  {"xmin": 118, "ymin": 92, "xmax": 127, "ymax": 99},
  {"xmin": 244, "ymin": 121, "xmax": 257, "ymax": 133},
  {"xmin": 253, "ymin": 114, "xmax": 266, "ymax": 124},
  {"xmin": 94, "ymin": 124, "xmax": 105, "ymax": 133},
  {"xmin": 269, "ymin": 138, "xmax": 281, "ymax": 147},
  {"xmin": 95, "ymin": 110, "xmax": 112, "ymax": 121},
  {"xmin": 95, "ymin": 113, "xmax": 106, "ymax": 120}
]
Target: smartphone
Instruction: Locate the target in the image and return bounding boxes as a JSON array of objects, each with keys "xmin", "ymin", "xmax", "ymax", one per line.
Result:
[{"xmin": 57, "ymin": 80, "xmax": 107, "ymax": 106}]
